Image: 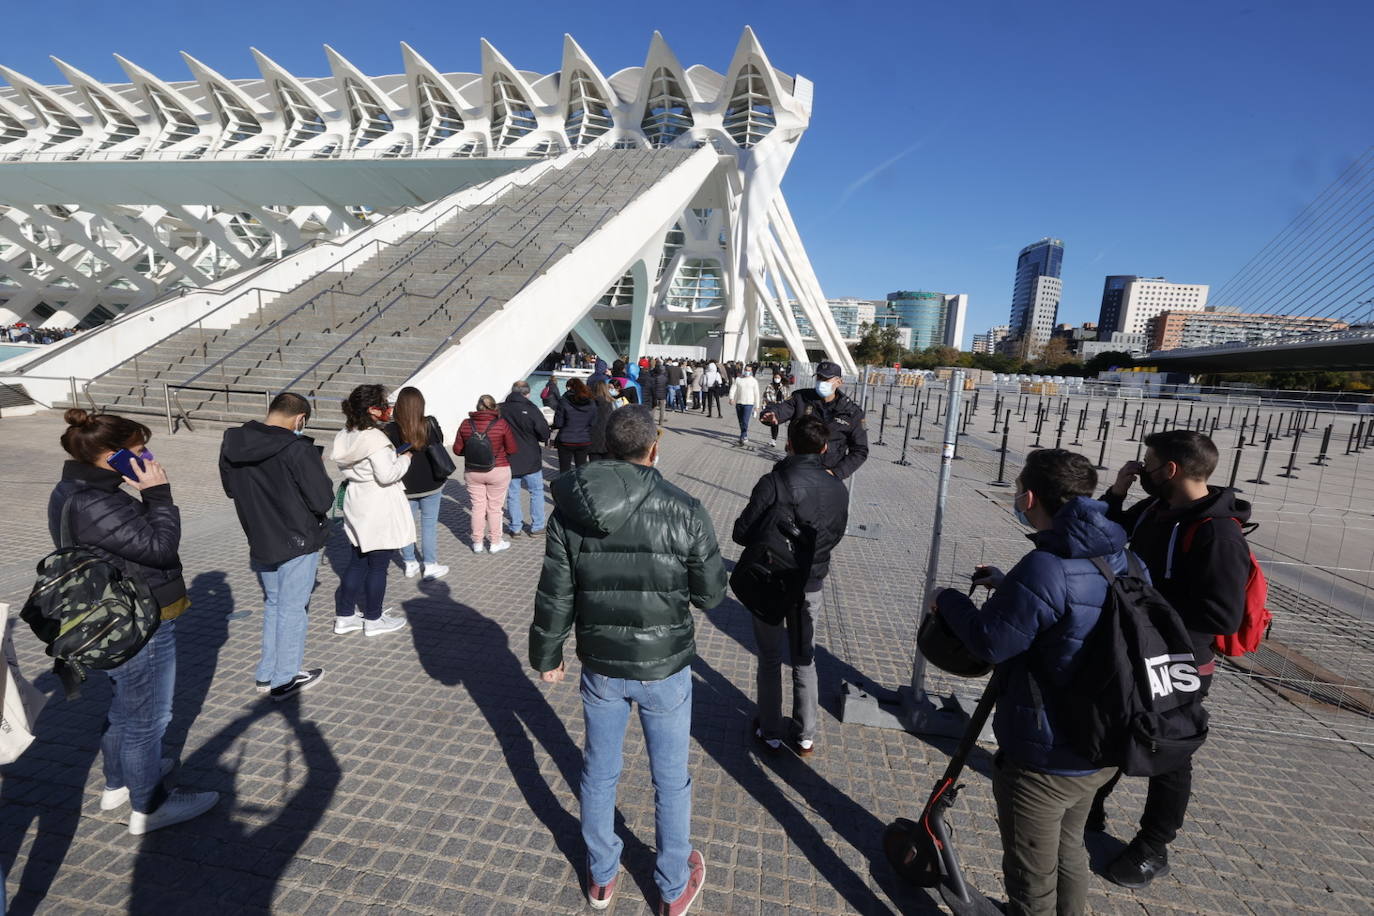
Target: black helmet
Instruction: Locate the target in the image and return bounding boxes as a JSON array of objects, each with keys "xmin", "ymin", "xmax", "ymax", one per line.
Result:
[{"xmin": 917, "ymin": 611, "xmax": 992, "ymax": 678}]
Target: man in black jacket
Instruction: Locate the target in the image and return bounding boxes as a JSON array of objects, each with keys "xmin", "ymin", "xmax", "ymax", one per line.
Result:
[
  {"xmin": 732, "ymin": 416, "xmax": 849, "ymax": 756},
  {"xmin": 757, "ymin": 360, "xmax": 868, "ymax": 480},
  {"xmin": 1092, "ymin": 429, "xmax": 1251, "ymax": 888},
  {"xmin": 664, "ymin": 360, "xmax": 685, "ymax": 412},
  {"xmin": 220, "ymin": 392, "xmax": 334, "ymax": 701},
  {"xmin": 501, "ymin": 381, "xmax": 552, "ymax": 537}
]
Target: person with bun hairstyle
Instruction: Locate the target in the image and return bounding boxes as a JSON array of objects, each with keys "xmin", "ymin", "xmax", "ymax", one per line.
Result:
[
  {"xmin": 330, "ymin": 385, "xmax": 412, "ymax": 637},
  {"xmin": 50, "ymin": 409, "xmax": 220, "ymax": 835}
]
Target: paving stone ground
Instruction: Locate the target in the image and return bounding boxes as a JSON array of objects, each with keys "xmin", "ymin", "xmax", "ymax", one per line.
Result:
[{"xmin": 1, "ymin": 398, "xmax": 1372, "ymax": 915}]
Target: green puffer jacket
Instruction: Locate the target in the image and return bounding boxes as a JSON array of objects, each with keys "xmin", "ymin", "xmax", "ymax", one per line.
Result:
[{"xmin": 530, "ymin": 459, "xmax": 727, "ymax": 680}]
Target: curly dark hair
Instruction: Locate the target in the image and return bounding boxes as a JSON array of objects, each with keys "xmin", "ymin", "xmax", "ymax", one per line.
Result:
[{"xmin": 341, "ymin": 384, "xmax": 389, "ymax": 431}]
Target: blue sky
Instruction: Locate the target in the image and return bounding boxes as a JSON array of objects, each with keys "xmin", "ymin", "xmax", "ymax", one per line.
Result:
[{"xmin": 7, "ymin": 0, "xmax": 1372, "ymax": 344}]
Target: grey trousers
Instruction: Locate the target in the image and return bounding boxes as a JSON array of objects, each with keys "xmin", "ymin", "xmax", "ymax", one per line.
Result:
[
  {"xmin": 751, "ymin": 589, "xmax": 822, "ymax": 742},
  {"xmin": 992, "ymin": 753, "xmax": 1118, "ymax": 916}
]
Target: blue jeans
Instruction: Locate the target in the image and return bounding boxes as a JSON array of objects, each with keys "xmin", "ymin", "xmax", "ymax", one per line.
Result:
[
  {"xmin": 103, "ymin": 619, "xmax": 176, "ymax": 813},
  {"xmin": 506, "ymin": 471, "xmax": 546, "ymax": 533},
  {"xmin": 736, "ymin": 404, "xmax": 754, "ymax": 441},
  {"xmin": 336, "ymin": 546, "xmax": 392, "ymax": 620},
  {"xmin": 400, "ymin": 490, "xmax": 443, "ymax": 565},
  {"xmin": 666, "ymin": 385, "xmax": 682, "ymax": 411},
  {"xmin": 580, "ymin": 666, "xmax": 693, "ymax": 901},
  {"xmin": 253, "ymin": 551, "xmax": 319, "ymax": 688}
]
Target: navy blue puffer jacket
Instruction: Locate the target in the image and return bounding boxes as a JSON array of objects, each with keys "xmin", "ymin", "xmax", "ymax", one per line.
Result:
[{"xmin": 936, "ymin": 497, "xmax": 1134, "ymax": 773}]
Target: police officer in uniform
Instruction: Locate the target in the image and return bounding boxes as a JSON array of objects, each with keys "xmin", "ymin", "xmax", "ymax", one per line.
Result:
[{"xmin": 758, "ymin": 360, "xmax": 868, "ymax": 479}]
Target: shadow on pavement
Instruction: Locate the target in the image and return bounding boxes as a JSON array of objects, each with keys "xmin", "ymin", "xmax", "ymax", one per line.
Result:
[{"xmin": 690, "ymin": 655, "xmax": 944, "ymax": 915}]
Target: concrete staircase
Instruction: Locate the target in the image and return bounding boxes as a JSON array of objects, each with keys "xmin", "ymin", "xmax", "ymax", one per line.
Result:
[{"xmin": 72, "ymin": 149, "xmax": 693, "ymax": 429}]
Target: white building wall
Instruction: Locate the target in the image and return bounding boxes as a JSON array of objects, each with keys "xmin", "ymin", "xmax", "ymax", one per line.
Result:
[{"xmin": 1118, "ymin": 277, "xmax": 1208, "ymax": 336}]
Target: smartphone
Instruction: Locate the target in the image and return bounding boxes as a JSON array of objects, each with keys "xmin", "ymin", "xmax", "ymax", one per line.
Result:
[
  {"xmin": 109, "ymin": 448, "xmax": 152, "ymax": 480},
  {"xmin": 395, "ymin": 443, "xmax": 413, "ymax": 454}
]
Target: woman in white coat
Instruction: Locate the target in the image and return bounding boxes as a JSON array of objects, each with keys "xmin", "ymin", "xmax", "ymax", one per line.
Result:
[
  {"xmin": 702, "ymin": 361, "xmax": 724, "ymax": 418},
  {"xmin": 331, "ymin": 384, "xmax": 413, "ymax": 637}
]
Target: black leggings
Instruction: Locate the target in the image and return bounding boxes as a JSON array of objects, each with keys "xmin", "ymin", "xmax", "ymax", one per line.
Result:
[
  {"xmin": 558, "ymin": 443, "xmax": 590, "ymax": 473},
  {"xmin": 703, "ymin": 389, "xmax": 722, "ymax": 417}
]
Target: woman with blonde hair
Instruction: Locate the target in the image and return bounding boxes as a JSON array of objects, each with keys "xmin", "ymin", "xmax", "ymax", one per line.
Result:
[
  {"xmin": 384, "ymin": 386, "xmax": 451, "ymax": 580},
  {"xmin": 454, "ymin": 394, "xmax": 519, "ymax": 554},
  {"xmin": 331, "ymin": 384, "xmax": 411, "ymax": 636}
]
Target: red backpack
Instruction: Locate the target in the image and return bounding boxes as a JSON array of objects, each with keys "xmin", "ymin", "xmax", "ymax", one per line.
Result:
[{"xmin": 1179, "ymin": 517, "xmax": 1273, "ymax": 656}]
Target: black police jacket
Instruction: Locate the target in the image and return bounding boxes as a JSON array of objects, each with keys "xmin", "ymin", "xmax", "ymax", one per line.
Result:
[{"xmin": 761, "ymin": 389, "xmax": 869, "ymax": 480}]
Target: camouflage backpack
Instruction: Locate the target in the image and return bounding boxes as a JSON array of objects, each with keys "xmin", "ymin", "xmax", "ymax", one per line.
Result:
[{"xmin": 20, "ymin": 493, "xmax": 161, "ymax": 699}]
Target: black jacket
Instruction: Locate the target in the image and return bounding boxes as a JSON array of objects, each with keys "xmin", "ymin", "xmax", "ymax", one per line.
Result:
[
  {"xmin": 540, "ymin": 378, "xmax": 561, "ymax": 410},
  {"xmin": 589, "ymin": 399, "xmax": 615, "ymax": 455},
  {"xmin": 501, "ymin": 392, "xmax": 551, "ymax": 477},
  {"xmin": 665, "ymin": 364, "xmax": 684, "ymax": 385},
  {"xmin": 49, "ymin": 461, "xmax": 187, "ymax": 608},
  {"xmin": 383, "ymin": 417, "xmax": 448, "ymax": 496},
  {"xmin": 1102, "ymin": 485, "xmax": 1251, "ymax": 664},
  {"xmin": 732, "ymin": 454, "xmax": 850, "ymax": 590},
  {"xmin": 554, "ymin": 394, "xmax": 598, "ymax": 446},
  {"xmin": 645, "ymin": 368, "xmax": 668, "ymax": 399},
  {"xmin": 220, "ymin": 421, "xmax": 335, "ymax": 566},
  {"xmin": 761, "ymin": 389, "xmax": 869, "ymax": 480}
]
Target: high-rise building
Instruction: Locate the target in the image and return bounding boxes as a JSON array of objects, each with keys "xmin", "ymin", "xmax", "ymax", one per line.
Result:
[
  {"xmin": 1096, "ymin": 276, "xmax": 1208, "ymax": 338},
  {"xmin": 1006, "ymin": 237, "xmax": 1064, "ymax": 355},
  {"xmin": 1148, "ymin": 309, "xmax": 1347, "ymax": 351},
  {"xmin": 878, "ymin": 290, "xmax": 968, "ymax": 350},
  {"xmin": 759, "ymin": 297, "xmax": 881, "ymax": 344},
  {"xmin": 972, "ymin": 324, "xmax": 1009, "ymax": 354}
]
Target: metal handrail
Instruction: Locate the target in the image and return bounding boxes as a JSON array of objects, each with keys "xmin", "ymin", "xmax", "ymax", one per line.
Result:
[{"xmin": 161, "ymin": 382, "xmax": 276, "ymax": 435}]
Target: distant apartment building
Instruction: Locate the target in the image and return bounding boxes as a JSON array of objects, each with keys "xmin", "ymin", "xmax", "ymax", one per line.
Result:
[
  {"xmin": 1052, "ymin": 322, "xmax": 1099, "ymax": 355},
  {"xmin": 1148, "ymin": 309, "xmax": 1348, "ymax": 351},
  {"xmin": 760, "ymin": 297, "xmax": 881, "ymax": 344},
  {"xmin": 1096, "ymin": 276, "xmax": 1208, "ymax": 338},
  {"xmin": 876, "ymin": 290, "xmax": 968, "ymax": 350},
  {"xmin": 972, "ymin": 324, "xmax": 1010, "ymax": 354},
  {"xmin": 1003, "ymin": 238, "xmax": 1064, "ymax": 357},
  {"xmin": 1081, "ymin": 332, "xmax": 1149, "ymax": 360}
]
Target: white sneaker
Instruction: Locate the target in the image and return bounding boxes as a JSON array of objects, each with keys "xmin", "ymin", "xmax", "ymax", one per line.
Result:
[
  {"xmin": 101, "ymin": 758, "xmax": 175, "ymax": 811},
  {"xmin": 404, "ymin": 560, "xmax": 421, "ymax": 579},
  {"xmin": 472, "ymin": 543, "xmax": 486, "ymax": 554},
  {"xmin": 334, "ymin": 615, "xmax": 363, "ymax": 635},
  {"xmin": 128, "ymin": 789, "xmax": 219, "ymax": 835},
  {"xmin": 489, "ymin": 541, "xmax": 511, "ymax": 554},
  {"xmin": 363, "ymin": 609, "xmax": 407, "ymax": 637},
  {"xmin": 422, "ymin": 564, "xmax": 449, "ymax": 580}
]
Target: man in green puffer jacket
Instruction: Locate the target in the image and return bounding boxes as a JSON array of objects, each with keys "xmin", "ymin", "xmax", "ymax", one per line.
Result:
[{"xmin": 530, "ymin": 405, "xmax": 726, "ymax": 915}]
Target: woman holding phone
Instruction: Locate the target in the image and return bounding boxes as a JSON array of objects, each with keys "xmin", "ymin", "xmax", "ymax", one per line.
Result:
[
  {"xmin": 49, "ymin": 409, "xmax": 219, "ymax": 834},
  {"xmin": 384, "ymin": 386, "xmax": 450, "ymax": 581},
  {"xmin": 331, "ymin": 384, "xmax": 412, "ymax": 636}
]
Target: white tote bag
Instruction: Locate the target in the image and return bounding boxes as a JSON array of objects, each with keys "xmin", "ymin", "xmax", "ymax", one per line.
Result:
[{"xmin": 1, "ymin": 602, "xmax": 48, "ymax": 765}]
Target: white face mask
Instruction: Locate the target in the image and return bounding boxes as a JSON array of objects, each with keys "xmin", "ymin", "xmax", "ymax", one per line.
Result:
[{"xmin": 815, "ymin": 380, "xmax": 836, "ymax": 398}]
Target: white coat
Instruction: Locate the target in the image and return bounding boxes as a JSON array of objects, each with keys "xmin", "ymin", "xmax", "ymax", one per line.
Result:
[
  {"xmin": 331, "ymin": 427, "xmax": 415, "ymax": 552},
  {"xmin": 729, "ymin": 375, "xmax": 760, "ymax": 406}
]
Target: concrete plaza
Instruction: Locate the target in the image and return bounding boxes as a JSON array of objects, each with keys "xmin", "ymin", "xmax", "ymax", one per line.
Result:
[{"xmin": 1, "ymin": 397, "xmax": 1372, "ymax": 915}]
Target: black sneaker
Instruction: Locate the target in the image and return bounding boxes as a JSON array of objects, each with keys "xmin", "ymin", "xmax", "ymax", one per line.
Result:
[
  {"xmin": 1106, "ymin": 839, "xmax": 1170, "ymax": 889},
  {"xmin": 270, "ymin": 669, "xmax": 324, "ymax": 702}
]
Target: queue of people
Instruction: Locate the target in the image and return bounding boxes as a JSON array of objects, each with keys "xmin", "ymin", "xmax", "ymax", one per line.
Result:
[{"xmin": 25, "ymin": 353, "xmax": 1253, "ymax": 916}]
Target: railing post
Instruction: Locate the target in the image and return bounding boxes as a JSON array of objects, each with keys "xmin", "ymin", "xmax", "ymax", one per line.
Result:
[
  {"xmin": 912, "ymin": 371, "xmax": 965, "ymax": 699},
  {"xmin": 164, "ymin": 384, "xmax": 174, "ymax": 436},
  {"xmin": 69, "ymin": 375, "xmax": 78, "ymax": 407}
]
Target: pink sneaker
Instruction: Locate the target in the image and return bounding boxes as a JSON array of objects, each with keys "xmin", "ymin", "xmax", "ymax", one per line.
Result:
[
  {"xmin": 659, "ymin": 850, "xmax": 705, "ymax": 916},
  {"xmin": 586, "ymin": 867, "xmax": 619, "ymax": 910}
]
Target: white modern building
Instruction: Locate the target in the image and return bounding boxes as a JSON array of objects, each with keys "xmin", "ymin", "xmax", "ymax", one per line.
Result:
[
  {"xmin": 0, "ymin": 30, "xmax": 856, "ymax": 433},
  {"xmin": 759, "ymin": 296, "xmax": 879, "ymax": 344},
  {"xmin": 1098, "ymin": 276, "xmax": 1209, "ymax": 338},
  {"xmin": 972, "ymin": 324, "xmax": 1009, "ymax": 354}
]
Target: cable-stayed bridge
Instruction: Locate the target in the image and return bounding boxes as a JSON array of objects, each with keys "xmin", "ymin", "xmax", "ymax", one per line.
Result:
[{"xmin": 1143, "ymin": 147, "xmax": 1374, "ymax": 372}]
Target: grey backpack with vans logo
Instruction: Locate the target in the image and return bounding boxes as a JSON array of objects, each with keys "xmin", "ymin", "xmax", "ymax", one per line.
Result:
[{"xmin": 20, "ymin": 494, "xmax": 161, "ymax": 699}]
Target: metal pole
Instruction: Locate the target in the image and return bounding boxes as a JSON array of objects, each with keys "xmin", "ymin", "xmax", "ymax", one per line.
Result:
[
  {"xmin": 163, "ymin": 383, "xmax": 173, "ymax": 436},
  {"xmin": 876, "ymin": 402, "xmax": 889, "ymax": 446},
  {"xmin": 1277, "ymin": 430, "xmax": 1303, "ymax": 479},
  {"xmin": 991, "ymin": 424, "xmax": 1012, "ymax": 486},
  {"xmin": 1095, "ymin": 422, "xmax": 1110, "ymax": 470},
  {"xmin": 1312, "ymin": 424, "xmax": 1332, "ymax": 465},
  {"xmin": 1228, "ymin": 437, "xmax": 1245, "ymax": 490},
  {"xmin": 894, "ymin": 409, "xmax": 915, "ymax": 466},
  {"xmin": 69, "ymin": 375, "xmax": 78, "ymax": 408},
  {"xmin": 913, "ymin": 371, "xmax": 964, "ymax": 696},
  {"xmin": 1246, "ymin": 436, "xmax": 1273, "ymax": 486}
]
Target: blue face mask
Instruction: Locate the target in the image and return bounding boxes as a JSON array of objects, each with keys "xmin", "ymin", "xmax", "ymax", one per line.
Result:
[
  {"xmin": 1013, "ymin": 492, "xmax": 1032, "ymax": 528},
  {"xmin": 815, "ymin": 380, "xmax": 836, "ymax": 398}
]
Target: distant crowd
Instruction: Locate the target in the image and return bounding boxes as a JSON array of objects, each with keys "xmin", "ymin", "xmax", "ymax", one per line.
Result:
[{"xmin": 2, "ymin": 324, "xmax": 79, "ymax": 344}]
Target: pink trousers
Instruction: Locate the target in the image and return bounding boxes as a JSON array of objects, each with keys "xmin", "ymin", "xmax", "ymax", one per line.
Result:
[{"xmin": 465, "ymin": 466, "xmax": 512, "ymax": 545}]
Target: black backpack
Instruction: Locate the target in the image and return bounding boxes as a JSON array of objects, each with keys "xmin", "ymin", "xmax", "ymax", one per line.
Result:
[
  {"xmin": 729, "ymin": 471, "xmax": 813, "ymax": 625},
  {"xmin": 1043, "ymin": 553, "xmax": 1208, "ymax": 777},
  {"xmin": 20, "ymin": 494, "xmax": 162, "ymax": 699},
  {"xmin": 463, "ymin": 417, "xmax": 499, "ymax": 472}
]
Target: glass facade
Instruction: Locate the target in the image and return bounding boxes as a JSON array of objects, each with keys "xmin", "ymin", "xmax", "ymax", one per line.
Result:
[
  {"xmin": 1009, "ymin": 238, "xmax": 1064, "ymax": 346},
  {"xmin": 883, "ymin": 290, "xmax": 948, "ymax": 350}
]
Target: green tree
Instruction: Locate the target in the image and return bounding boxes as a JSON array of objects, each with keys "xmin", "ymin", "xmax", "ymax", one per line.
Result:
[
  {"xmin": 1084, "ymin": 350, "xmax": 1136, "ymax": 376},
  {"xmin": 849, "ymin": 322, "xmax": 904, "ymax": 366},
  {"xmin": 1032, "ymin": 337, "xmax": 1079, "ymax": 373}
]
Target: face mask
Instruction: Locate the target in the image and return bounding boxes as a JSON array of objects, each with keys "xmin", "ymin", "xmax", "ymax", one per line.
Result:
[
  {"xmin": 1138, "ymin": 464, "xmax": 1168, "ymax": 499},
  {"xmin": 293, "ymin": 423, "xmax": 305, "ymax": 437},
  {"xmin": 1013, "ymin": 492, "xmax": 1033, "ymax": 528},
  {"xmin": 815, "ymin": 380, "xmax": 835, "ymax": 398}
]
